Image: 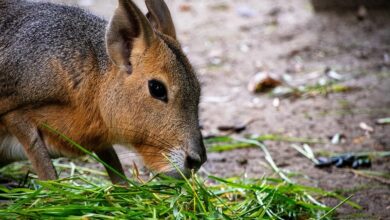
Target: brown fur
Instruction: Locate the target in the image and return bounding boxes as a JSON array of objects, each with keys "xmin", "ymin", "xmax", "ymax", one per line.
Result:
[{"xmin": 0, "ymin": 0, "xmax": 206, "ymax": 182}]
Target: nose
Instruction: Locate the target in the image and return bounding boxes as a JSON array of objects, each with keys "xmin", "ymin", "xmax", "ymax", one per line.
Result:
[
  {"xmin": 185, "ymin": 154, "xmax": 203, "ymax": 170},
  {"xmin": 185, "ymin": 137, "xmax": 207, "ymax": 171}
]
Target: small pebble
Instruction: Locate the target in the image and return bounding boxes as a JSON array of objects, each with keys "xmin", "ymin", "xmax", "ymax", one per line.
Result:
[
  {"xmin": 352, "ymin": 158, "xmax": 371, "ymax": 169},
  {"xmin": 341, "ymin": 154, "xmax": 355, "ymax": 166},
  {"xmin": 315, "ymin": 157, "xmax": 332, "ymax": 168},
  {"xmin": 335, "ymin": 158, "xmax": 345, "ymax": 168}
]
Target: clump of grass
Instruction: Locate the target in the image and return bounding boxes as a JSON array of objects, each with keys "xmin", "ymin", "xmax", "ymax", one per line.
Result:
[
  {"xmin": 0, "ymin": 165, "xmax": 340, "ymax": 219},
  {"xmin": 0, "ymin": 128, "xmax": 357, "ymax": 219}
]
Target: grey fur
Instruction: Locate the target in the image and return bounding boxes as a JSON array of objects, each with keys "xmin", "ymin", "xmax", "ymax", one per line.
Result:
[{"xmin": 0, "ymin": 0, "xmax": 110, "ymax": 114}]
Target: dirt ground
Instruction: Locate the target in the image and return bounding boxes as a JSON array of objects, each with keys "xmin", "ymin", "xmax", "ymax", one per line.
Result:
[{"xmin": 33, "ymin": 0, "xmax": 390, "ymax": 218}]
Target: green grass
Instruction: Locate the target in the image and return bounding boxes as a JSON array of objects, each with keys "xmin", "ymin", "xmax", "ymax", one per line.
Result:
[
  {"xmin": 205, "ymin": 134, "xmax": 323, "ymax": 152},
  {"xmin": 0, "ymin": 167, "xmax": 343, "ymax": 219},
  {"xmin": 0, "ymin": 129, "xmax": 359, "ymax": 219}
]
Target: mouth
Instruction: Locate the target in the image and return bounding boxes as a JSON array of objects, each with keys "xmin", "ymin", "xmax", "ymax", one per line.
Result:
[
  {"xmin": 133, "ymin": 141, "xmax": 206, "ymax": 179},
  {"xmin": 154, "ymin": 154, "xmax": 197, "ymax": 179},
  {"xmin": 159, "ymin": 168, "xmax": 193, "ymax": 179},
  {"xmin": 140, "ymin": 152, "xmax": 200, "ymax": 179}
]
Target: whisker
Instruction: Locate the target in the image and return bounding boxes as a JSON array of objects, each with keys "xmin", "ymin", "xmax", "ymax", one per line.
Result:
[
  {"xmin": 120, "ymin": 143, "xmax": 176, "ymax": 154},
  {"xmin": 111, "ymin": 125, "xmax": 174, "ymax": 148},
  {"xmin": 117, "ymin": 146, "xmax": 182, "ymax": 160},
  {"xmin": 108, "ymin": 126, "xmax": 177, "ymax": 152},
  {"xmin": 118, "ymin": 153, "xmax": 168, "ymax": 159}
]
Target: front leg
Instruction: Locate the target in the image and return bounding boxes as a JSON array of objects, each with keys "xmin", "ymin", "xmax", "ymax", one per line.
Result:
[
  {"xmin": 2, "ymin": 112, "xmax": 57, "ymax": 180},
  {"xmin": 96, "ymin": 146, "xmax": 127, "ymax": 185}
]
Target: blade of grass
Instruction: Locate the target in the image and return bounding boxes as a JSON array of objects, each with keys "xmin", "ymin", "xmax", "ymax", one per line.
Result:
[
  {"xmin": 319, "ymin": 195, "xmax": 354, "ymax": 219},
  {"xmin": 42, "ymin": 124, "xmax": 135, "ymax": 187}
]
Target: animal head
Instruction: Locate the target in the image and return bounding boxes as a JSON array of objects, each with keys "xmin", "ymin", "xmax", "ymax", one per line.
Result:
[{"xmin": 99, "ymin": 0, "xmax": 206, "ymax": 178}]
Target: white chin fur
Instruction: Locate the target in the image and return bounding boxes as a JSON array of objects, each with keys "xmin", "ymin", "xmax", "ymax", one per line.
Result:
[
  {"xmin": 160, "ymin": 148, "xmax": 190, "ymax": 178},
  {"xmin": 162, "ymin": 169, "xmax": 191, "ymax": 179}
]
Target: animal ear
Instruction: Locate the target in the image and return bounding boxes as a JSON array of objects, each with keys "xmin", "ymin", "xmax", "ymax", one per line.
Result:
[
  {"xmin": 145, "ymin": 0, "xmax": 177, "ymax": 39},
  {"xmin": 106, "ymin": 0, "xmax": 155, "ymax": 72}
]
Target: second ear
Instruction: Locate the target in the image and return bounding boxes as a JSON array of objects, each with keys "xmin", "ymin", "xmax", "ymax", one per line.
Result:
[
  {"xmin": 105, "ymin": 0, "xmax": 156, "ymax": 70},
  {"xmin": 145, "ymin": 0, "xmax": 177, "ymax": 39}
]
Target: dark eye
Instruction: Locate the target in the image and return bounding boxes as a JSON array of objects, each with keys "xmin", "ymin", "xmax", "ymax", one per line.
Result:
[{"xmin": 148, "ymin": 79, "xmax": 168, "ymax": 102}]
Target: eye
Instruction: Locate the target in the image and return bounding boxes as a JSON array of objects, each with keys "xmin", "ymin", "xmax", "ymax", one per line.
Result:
[{"xmin": 148, "ymin": 79, "xmax": 168, "ymax": 102}]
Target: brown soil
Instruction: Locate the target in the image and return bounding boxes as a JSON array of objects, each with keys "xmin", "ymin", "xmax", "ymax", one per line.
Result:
[{"xmin": 40, "ymin": 0, "xmax": 390, "ymax": 218}]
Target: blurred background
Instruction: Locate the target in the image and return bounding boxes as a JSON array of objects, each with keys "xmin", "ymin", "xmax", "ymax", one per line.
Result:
[{"xmin": 38, "ymin": 0, "xmax": 390, "ymax": 218}]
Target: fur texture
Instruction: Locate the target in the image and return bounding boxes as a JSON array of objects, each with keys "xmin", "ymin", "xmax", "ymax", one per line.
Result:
[{"xmin": 0, "ymin": 0, "xmax": 206, "ymax": 181}]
